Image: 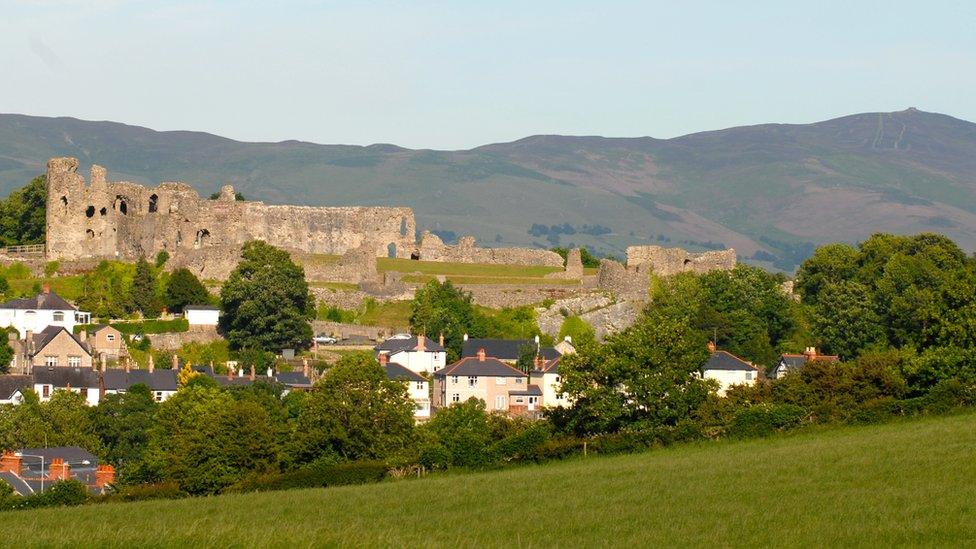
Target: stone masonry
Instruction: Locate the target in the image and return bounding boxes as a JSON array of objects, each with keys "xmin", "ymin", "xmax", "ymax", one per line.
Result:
[{"xmin": 416, "ymin": 231, "xmax": 562, "ymax": 267}]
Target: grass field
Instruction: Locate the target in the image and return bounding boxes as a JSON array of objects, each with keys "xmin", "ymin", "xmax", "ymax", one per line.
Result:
[
  {"xmin": 3, "ymin": 413, "xmax": 974, "ymax": 547},
  {"xmin": 8, "ymin": 275, "xmax": 86, "ymax": 301}
]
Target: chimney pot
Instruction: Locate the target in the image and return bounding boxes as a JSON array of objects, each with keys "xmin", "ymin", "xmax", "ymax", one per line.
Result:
[
  {"xmin": 416, "ymin": 334, "xmax": 426, "ymax": 351},
  {"xmin": 249, "ymin": 365, "xmax": 255, "ymax": 381},
  {"xmin": 148, "ymin": 355, "xmax": 155, "ymax": 373},
  {"xmin": 303, "ymin": 357, "xmax": 309, "ymax": 378},
  {"xmin": 707, "ymin": 341, "xmax": 717, "ymax": 353},
  {"xmin": 477, "ymin": 348, "xmax": 486, "ymax": 362},
  {"xmin": 42, "ymin": 283, "xmax": 50, "ymax": 295},
  {"xmin": 439, "ymin": 333, "xmax": 444, "ymax": 347}
]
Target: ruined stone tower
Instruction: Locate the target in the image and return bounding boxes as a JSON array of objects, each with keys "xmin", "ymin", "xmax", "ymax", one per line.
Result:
[{"xmin": 45, "ymin": 158, "xmax": 417, "ymax": 278}]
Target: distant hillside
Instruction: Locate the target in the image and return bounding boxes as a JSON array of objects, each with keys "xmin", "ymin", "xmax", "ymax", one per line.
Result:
[{"xmin": 3, "ymin": 108, "xmax": 976, "ymax": 270}]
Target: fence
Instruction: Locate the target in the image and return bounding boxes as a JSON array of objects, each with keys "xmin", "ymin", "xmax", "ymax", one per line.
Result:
[{"xmin": 0, "ymin": 243, "xmax": 44, "ymax": 257}]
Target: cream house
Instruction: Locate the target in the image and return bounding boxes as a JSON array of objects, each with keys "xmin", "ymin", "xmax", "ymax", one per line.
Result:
[
  {"xmin": 702, "ymin": 342, "xmax": 758, "ymax": 396},
  {"xmin": 375, "ymin": 334, "xmax": 447, "ymax": 375},
  {"xmin": 380, "ymin": 354, "xmax": 431, "ymax": 420},
  {"xmin": 530, "ymin": 356, "xmax": 571, "ymax": 409},
  {"xmin": 433, "ymin": 349, "xmax": 534, "ymax": 414},
  {"xmin": 0, "ymin": 286, "xmax": 90, "ymax": 339}
]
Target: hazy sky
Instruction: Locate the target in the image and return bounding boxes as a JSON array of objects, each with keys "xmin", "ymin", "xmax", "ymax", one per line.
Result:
[{"xmin": 3, "ymin": 1, "xmax": 974, "ymax": 149}]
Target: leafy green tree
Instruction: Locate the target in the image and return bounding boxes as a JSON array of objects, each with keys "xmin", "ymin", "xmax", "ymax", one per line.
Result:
[
  {"xmin": 811, "ymin": 280, "xmax": 886, "ymax": 359},
  {"xmin": 0, "ymin": 175, "xmax": 46, "ymax": 247},
  {"xmin": 0, "ymin": 276, "xmax": 9, "ymax": 299},
  {"xmin": 516, "ymin": 343, "xmax": 538, "ymax": 372},
  {"xmin": 410, "ymin": 281, "xmax": 480, "ymax": 361},
  {"xmin": 794, "ymin": 243, "xmax": 859, "ymax": 304},
  {"xmin": 220, "ymin": 241, "xmax": 313, "ymax": 351},
  {"xmin": 291, "ymin": 352, "xmax": 415, "ymax": 464},
  {"xmin": 164, "ymin": 268, "xmax": 211, "ymax": 314},
  {"xmin": 0, "ymin": 336, "xmax": 13, "ymax": 375},
  {"xmin": 93, "ymin": 385, "xmax": 156, "ymax": 482},
  {"xmin": 77, "ymin": 261, "xmax": 136, "ymax": 319},
  {"xmin": 130, "ymin": 258, "xmax": 162, "ymax": 318},
  {"xmin": 154, "ymin": 250, "xmax": 170, "ymax": 269},
  {"xmin": 418, "ymin": 398, "xmax": 495, "ymax": 468}
]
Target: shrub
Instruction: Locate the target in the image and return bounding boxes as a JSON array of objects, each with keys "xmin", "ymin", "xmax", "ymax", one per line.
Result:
[
  {"xmin": 18, "ymin": 479, "xmax": 90, "ymax": 509},
  {"xmin": 492, "ymin": 422, "xmax": 553, "ymax": 463},
  {"xmin": 729, "ymin": 404, "xmax": 807, "ymax": 439},
  {"xmin": 75, "ymin": 318, "xmax": 189, "ymax": 336},
  {"xmin": 225, "ymin": 461, "xmax": 388, "ymax": 494},
  {"xmin": 44, "ymin": 261, "xmax": 60, "ymax": 277}
]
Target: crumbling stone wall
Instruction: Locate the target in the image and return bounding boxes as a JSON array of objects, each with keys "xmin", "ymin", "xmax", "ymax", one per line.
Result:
[
  {"xmin": 597, "ymin": 259, "xmax": 650, "ymax": 301},
  {"xmin": 626, "ymin": 245, "xmax": 736, "ymax": 275},
  {"xmin": 545, "ymin": 248, "xmax": 583, "ymax": 280},
  {"xmin": 45, "ymin": 158, "xmax": 417, "ymax": 278},
  {"xmin": 416, "ymin": 231, "xmax": 563, "ymax": 267}
]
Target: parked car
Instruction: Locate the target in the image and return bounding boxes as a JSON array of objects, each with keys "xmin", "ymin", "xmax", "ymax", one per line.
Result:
[{"xmin": 314, "ymin": 334, "xmax": 338, "ymax": 345}]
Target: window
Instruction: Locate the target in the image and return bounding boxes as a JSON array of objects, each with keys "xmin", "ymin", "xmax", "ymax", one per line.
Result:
[
  {"xmin": 53, "ymin": 311, "xmax": 64, "ymax": 322},
  {"xmin": 515, "ymin": 378, "xmax": 524, "ymax": 384},
  {"xmin": 557, "ymin": 393, "xmax": 565, "ymax": 401},
  {"xmin": 415, "ymin": 382, "xmax": 424, "ymax": 390},
  {"xmin": 468, "ymin": 376, "xmax": 478, "ymax": 387},
  {"xmin": 68, "ymin": 356, "xmax": 81, "ymax": 368},
  {"xmin": 154, "ymin": 391, "xmax": 164, "ymax": 402},
  {"xmin": 515, "ymin": 397, "xmax": 524, "ymax": 404},
  {"xmin": 106, "ymin": 334, "xmax": 115, "ymax": 342},
  {"xmin": 451, "ymin": 393, "xmax": 460, "ymax": 403},
  {"xmin": 45, "ymin": 356, "xmax": 58, "ymax": 367},
  {"xmin": 745, "ymin": 372, "xmax": 754, "ymax": 381},
  {"xmin": 555, "ymin": 375, "xmax": 561, "ymax": 383},
  {"xmin": 495, "ymin": 377, "xmax": 506, "ymax": 385},
  {"xmin": 529, "ymin": 396, "xmax": 539, "ymax": 405},
  {"xmin": 42, "ymin": 385, "xmax": 50, "ymax": 398},
  {"xmin": 451, "ymin": 375, "xmax": 459, "ymax": 385},
  {"xmin": 494, "ymin": 395, "xmax": 506, "ymax": 410}
]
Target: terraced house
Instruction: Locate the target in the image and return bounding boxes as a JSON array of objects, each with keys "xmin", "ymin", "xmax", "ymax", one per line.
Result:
[{"xmin": 433, "ymin": 349, "xmax": 543, "ymax": 415}]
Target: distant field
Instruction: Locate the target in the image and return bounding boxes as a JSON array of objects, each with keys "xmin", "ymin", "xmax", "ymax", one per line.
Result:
[
  {"xmin": 3, "ymin": 413, "xmax": 974, "ymax": 547},
  {"xmin": 378, "ymin": 257, "xmax": 562, "ymax": 278},
  {"xmin": 357, "ymin": 300, "xmax": 413, "ymax": 328}
]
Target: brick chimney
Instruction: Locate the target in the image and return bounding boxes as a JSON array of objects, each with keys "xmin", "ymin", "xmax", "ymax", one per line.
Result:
[
  {"xmin": 124, "ymin": 357, "xmax": 131, "ymax": 374},
  {"xmin": 0, "ymin": 451, "xmax": 22, "ymax": 475},
  {"xmin": 48, "ymin": 458, "xmax": 70, "ymax": 481},
  {"xmin": 148, "ymin": 354, "xmax": 155, "ymax": 373},
  {"xmin": 707, "ymin": 341, "xmax": 716, "ymax": 353},
  {"xmin": 477, "ymin": 348, "xmax": 486, "ymax": 362},
  {"xmin": 439, "ymin": 333, "xmax": 444, "ymax": 347},
  {"xmin": 804, "ymin": 347, "xmax": 817, "ymax": 360},
  {"xmin": 416, "ymin": 334, "xmax": 426, "ymax": 351},
  {"xmin": 100, "ymin": 353, "xmax": 107, "ymax": 373},
  {"xmin": 95, "ymin": 464, "xmax": 116, "ymax": 489},
  {"xmin": 303, "ymin": 357, "xmax": 309, "ymax": 379},
  {"xmin": 171, "ymin": 354, "xmax": 179, "ymax": 370},
  {"xmin": 42, "ymin": 283, "xmax": 50, "ymax": 295},
  {"xmin": 249, "ymin": 365, "xmax": 255, "ymax": 381},
  {"xmin": 378, "ymin": 353, "xmax": 388, "ymax": 366},
  {"xmin": 227, "ymin": 365, "xmax": 234, "ymax": 380}
]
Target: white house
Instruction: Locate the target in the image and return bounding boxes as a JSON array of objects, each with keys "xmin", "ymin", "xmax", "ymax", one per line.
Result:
[
  {"xmin": 380, "ymin": 354, "xmax": 431, "ymax": 420},
  {"xmin": 530, "ymin": 356, "xmax": 571, "ymax": 409},
  {"xmin": 771, "ymin": 347, "xmax": 840, "ymax": 379},
  {"xmin": 0, "ymin": 286, "xmax": 90, "ymax": 339},
  {"xmin": 701, "ymin": 343, "xmax": 758, "ymax": 396},
  {"xmin": 184, "ymin": 306, "xmax": 220, "ymax": 327},
  {"xmin": 375, "ymin": 334, "xmax": 446, "ymax": 375},
  {"xmin": 32, "ymin": 367, "xmax": 101, "ymax": 406},
  {"xmin": 0, "ymin": 375, "xmax": 31, "ymax": 405}
]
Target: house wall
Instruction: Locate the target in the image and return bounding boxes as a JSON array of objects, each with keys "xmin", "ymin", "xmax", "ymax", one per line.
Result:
[
  {"xmin": 0, "ymin": 308, "xmax": 78, "ymax": 339},
  {"xmin": 435, "ymin": 374, "xmax": 527, "ymax": 412},
  {"xmin": 388, "ymin": 350, "xmax": 447, "ymax": 375},
  {"xmin": 31, "ymin": 331, "xmax": 92, "ymax": 370},
  {"xmin": 406, "ymin": 380, "xmax": 430, "ymax": 420},
  {"xmin": 34, "ymin": 385, "xmax": 100, "ymax": 405},
  {"xmin": 91, "ymin": 327, "xmax": 125, "ymax": 358},
  {"xmin": 703, "ymin": 369, "xmax": 757, "ymax": 397},
  {"xmin": 185, "ymin": 309, "xmax": 220, "ymax": 326},
  {"xmin": 531, "ymin": 371, "xmax": 570, "ymax": 408}
]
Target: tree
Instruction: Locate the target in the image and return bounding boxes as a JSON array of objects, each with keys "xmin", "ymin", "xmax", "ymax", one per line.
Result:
[
  {"xmin": 812, "ymin": 280, "xmax": 886, "ymax": 360},
  {"xmin": 418, "ymin": 398, "xmax": 495, "ymax": 468},
  {"xmin": 0, "ymin": 175, "xmax": 46, "ymax": 247},
  {"xmin": 93, "ymin": 385, "xmax": 156, "ymax": 482},
  {"xmin": 291, "ymin": 352, "xmax": 415, "ymax": 464},
  {"xmin": 410, "ymin": 281, "xmax": 480, "ymax": 361},
  {"xmin": 164, "ymin": 268, "xmax": 211, "ymax": 314},
  {"xmin": 154, "ymin": 250, "xmax": 170, "ymax": 269},
  {"xmin": 130, "ymin": 258, "xmax": 161, "ymax": 318},
  {"xmin": 77, "ymin": 261, "xmax": 136, "ymax": 319},
  {"xmin": 0, "ymin": 335, "xmax": 13, "ymax": 375},
  {"xmin": 220, "ymin": 241, "xmax": 313, "ymax": 352}
]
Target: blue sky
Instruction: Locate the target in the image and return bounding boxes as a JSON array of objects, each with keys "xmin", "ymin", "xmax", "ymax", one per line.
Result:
[{"xmin": 2, "ymin": 1, "xmax": 974, "ymax": 149}]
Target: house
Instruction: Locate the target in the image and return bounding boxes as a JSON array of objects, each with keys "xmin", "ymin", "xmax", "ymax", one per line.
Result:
[
  {"xmin": 379, "ymin": 354, "xmax": 430, "ymax": 420},
  {"xmin": 0, "ymin": 285, "xmax": 90, "ymax": 339},
  {"xmin": 84, "ymin": 325, "xmax": 127, "ymax": 361},
  {"xmin": 553, "ymin": 336, "xmax": 577, "ymax": 356},
  {"xmin": 32, "ymin": 366, "xmax": 100, "ymax": 405},
  {"xmin": 26, "ymin": 326, "xmax": 93, "ymax": 372},
  {"xmin": 275, "ymin": 370, "xmax": 314, "ymax": 392},
  {"xmin": 375, "ymin": 333, "xmax": 446, "ymax": 374},
  {"xmin": 702, "ymin": 342, "xmax": 759, "ymax": 396},
  {"xmin": 771, "ymin": 347, "xmax": 840, "ymax": 379},
  {"xmin": 0, "ymin": 446, "xmax": 114, "ymax": 496},
  {"xmin": 530, "ymin": 356, "xmax": 571, "ymax": 409},
  {"xmin": 461, "ymin": 335, "xmax": 561, "ymax": 365},
  {"xmin": 0, "ymin": 375, "xmax": 31, "ymax": 405},
  {"xmin": 184, "ymin": 305, "xmax": 220, "ymax": 327},
  {"xmin": 433, "ymin": 348, "xmax": 539, "ymax": 414},
  {"xmin": 102, "ymin": 366, "xmax": 178, "ymax": 402}
]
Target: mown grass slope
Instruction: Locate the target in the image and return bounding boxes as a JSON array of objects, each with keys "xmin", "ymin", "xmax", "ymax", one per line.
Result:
[{"xmin": 3, "ymin": 413, "xmax": 974, "ymax": 547}]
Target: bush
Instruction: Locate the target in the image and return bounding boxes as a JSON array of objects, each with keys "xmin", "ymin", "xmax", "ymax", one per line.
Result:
[
  {"xmin": 99, "ymin": 482, "xmax": 186, "ymax": 503},
  {"xmin": 729, "ymin": 404, "xmax": 807, "ymax": 439},
  {"xmin": 492, "ymin": 422, "xmax": 553, "ymax": 463},
  {"xmin": 75, "ymin": 318, "xmax": 189, "ymax": 336},
  {"xmin": 225, "ymin": 461, "xmax": 388, "ymax": 494},
  {"xmin": 16, "ymin": 479, "xmax": 90, "ymax": 509}
]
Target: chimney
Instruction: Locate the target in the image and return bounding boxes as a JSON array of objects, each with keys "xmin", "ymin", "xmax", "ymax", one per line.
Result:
[
  {"xmin": 48, "ymin": 458, "xmax": 70, "ymax": 481},
  {"xmin": 227, "ymin": 365, "xmax": 234, "ymax": 380},
  {"xmin": 804, "ymin": 347, "xmax": 817, "ymax": 360},
  {"xmin": 98, "ymin": 370, "xmax": 105, "ymax": 401},
  {"xmin": 42, "ymin": 283, "xmax": 50, "ymax": 295},
  {"xmin": 378, "ymin": 353, "xmax": 388, "ymax": 366},
  {"xmin": 100, "ymin": 353, "xmax": 106, "ymax": 373},
  {"xmin": 0, "ymin": 451, "xmax": 22, "ymax": 475},
  {"xmin": 463, "ymin": 333, "xmax": 468, "ymax": 342},
  {"xmin": 148, "ymin": 354, "xmax": 155, "ymax": 373},
  {"xmin": 95, "ymin": 464, "xmax": 116, "ymax": 490},
  {"xmin": 416, "ymin": 334, "xmax": 426, "ymax": 351},
  {"xmin": 707, "ymin": 341, "xmax": 717, "ymax": 353},
  {"xmin": 78, "ymin": 330, "xmax": 87, "ymax": 342},
  {"xmin": 124, "ymin": 357, "xmax": 130, "ymax": 374},
  {"xmin": 266, "ymin": 367, "xmax": 273, "ymax": 378},
  {"xmin": 303, "ymin": 357, "xmax": 309, "ymax": 379},
  {"xmin": 249, "ymin": 365, "xmax": 255, "ymax": 381},
  {"xmin": 171, "ymin": 354, "xmax": 179, "ymax": 370},
  {"xmin": 477, "ymin": 348, "xmax": 486, "ymax": 362},
  {"xmin": 439, "ymin": 333, "xmax": 444, "ymax": 347}
]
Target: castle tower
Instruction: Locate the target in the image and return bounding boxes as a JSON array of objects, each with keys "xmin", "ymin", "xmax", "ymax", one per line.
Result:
[{"xmin": 45, "ymin": 158, "xmax": 119, "ymax": 260}]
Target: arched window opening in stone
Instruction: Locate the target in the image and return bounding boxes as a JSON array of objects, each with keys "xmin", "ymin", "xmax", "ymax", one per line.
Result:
[
  {"xmin": 400, "ymin": 218, "xmax": 408, "ymax": 237},
  {"xmin": 683, "ymin": 259, "xmax": 692, "ymax": 266},
  {"xmin": 100, "ymin": 207, "xmax": 107, "ymax": 216},
  {"xmin": 194, "ymin": 229, "xmax": 211, "ymax": 249},
  {"xmin": 148, "ymin": 194, "xmax": 158, "ymax": 213},
  {"xmin": 114, "ymin": 196, "xmax": 128, "ymax": 215},
  {"xmin": 387, "ymin": 243, "xmax": 397, "ymax": 258},
  {"xmin": 176, "ymin": 231, "xmax": 182, "ymax": 247},
  {"xmin": 60, "ymin": 196, "xmax": 68, "ymax": 215},
  {"xmin": 410, "ymin": 251, "xmax": 421, "ymax": 260},
  {"xmin": 85, "ymin": 206, "xmax": 96, "ymax": 218},
  {"xmin": 86, "ymin": 229, "xmax": 95, "ymax": 239}
]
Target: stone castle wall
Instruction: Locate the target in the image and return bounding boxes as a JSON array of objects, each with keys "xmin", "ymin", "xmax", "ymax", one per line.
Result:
[
  {"xmin": 45, "ymin": 158, "xmax": 417, "ymax": 279},
  {"xmin": 625, "ymin": 245, "xmax": 737, "ymax": 275},
  {"xmin": 416, "ymin": 231, "xmax": 562, "ymax": 267}
]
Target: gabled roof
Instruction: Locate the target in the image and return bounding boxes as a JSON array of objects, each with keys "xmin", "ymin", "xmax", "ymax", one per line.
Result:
[
  {"xmin": 703, "ymin": 351, "xmax": 757, "ymax": 372},
  {"xmin": 276, "ymin": 371, "xmax": 313, "ymax": 388},
  {"xmin": 0, "ymin": 375, "xmax": 31, "ymax": 400},
  {"xmin": 17, "ymin": 446, "xmax": 98, "ymax": 466},
  {"xmin": 0, "ymin": 291, "xmax": 77, "ymax": 311},
  {"xmin": 0, "ymin": 471, "xmax": 33, "ymax": 496},
  {"xmin": 461, "ymin": 339, "xmax": 560, "ymax": 361},
  {"xmin": 537, "ymin": 357, "xmax": 561, "ymax": 374},
  {"xmin": 434, "ymin": 356, "xmax": 528, "ymax": 378},
  {"xmin": 376, "ymin": 335, "xmax": 445, "ymax": 353},
  {"xmin": 509, "ymin": 384, "xmax": 543, "ymax": 396},
  {"xmin": 103, "ymin": 369, "xmax": 178, "ymax": 392},
  {"xmin": 384, "ymin": 362, "xmax": 427, "ymax": 383},
  {"xmin": 32, "ymin": 326, "xmax": 91, "ymax": 358},
  {"xmin": 32, "ymin": 366, "xmax": 99, "ymax": 388}
]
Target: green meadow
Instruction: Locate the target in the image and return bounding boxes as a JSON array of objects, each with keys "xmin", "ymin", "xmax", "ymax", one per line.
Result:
[{"xmin": 3, "ymin": 412, "xmax": 974, "ymax": 547}]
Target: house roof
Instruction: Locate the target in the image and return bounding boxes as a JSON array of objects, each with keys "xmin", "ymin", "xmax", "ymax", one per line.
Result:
[
  {"xmin": 384, "ymin": 362, "xmax": 427, "ymax": 383},
  {"xmin": 90, "ymin": 325, "xmax": 120, "ymax": 335},
  {"xmin": 0, "ymin": 375, "xmax": 31, "ymax": 400},
  {"xmin": 103, "ymin": 369, "xmax": 178, "ymax": 392},
  {"xmin": 0, "ymin": 471, "xmax": 33, "ymax": 497},
  {"xmin": 375, "ymin": 335, "xmax": 445, "ymax": 353},
  {"xmin": 703, "ymin": 351, "xmax": 757, "ymax": 372},
  {"xmin": 275, "ymin": 371, "xmax": 312, "ymax": 388},
  {"xmin": 184, "ymin": 305, "xmax": 220, "ymax": 311},
  {"xmin": 434, "ymin": 356, "xmax": 528, "ymax": 378},
  {"xmin": 0, "ymin": 291, "xmax": 77, "ymax": 312},
  {"xmin": 774, "ymin": 352, "xmax": 841, "ymax": 376},
  {"xmin": 32, "ymin": 326, "xmax": 91, "ymax": 358},
  {"xmin": 509, "ymin": 384, "xmax": 543, "ymax": 396},
  {"xmin": 461, "ymin": 339, "xmax": 560, "ymax": 361},
  {"xmin": 32, "ymin": 366, "xmax": 99, "ymax": 388},
  {"xmin": 537, "ymin": 357, "xmax": 561, "ymax": 374},
  {"xmin": 17, "ymin": 446, "xmax": 98, "ymax": 466}
]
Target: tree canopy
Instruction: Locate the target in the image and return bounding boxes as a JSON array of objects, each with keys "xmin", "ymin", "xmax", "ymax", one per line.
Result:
[
  {"xmin": 0, "ymin": 175, "xmax": 46, "ymax": 247},
  {"xmin": 165, "ymin": 268, "xmax": 211, "ymax": 314}
]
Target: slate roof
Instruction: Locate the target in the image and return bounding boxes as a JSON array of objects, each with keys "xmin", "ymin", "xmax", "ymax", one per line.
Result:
[
  {"xmin": 461, "ymin": 339, "xmax": 560, "ymax": 361},
  {"xmin": 509, "ymin": 384, "xmax": 543, "ymax": 396},
  {"xmin": 535, "ymin": 357, "xmax": 561, "ymax": 374},
  {"xmin": 184, "ymin": 305, "xmax": 220, "ymax": 311},
  {"xmin": 17, "ymin": 446, "xmax": 98, "ymax": 467},
  {"xmin": 384, "ymin": 362, "xmax": 427, "ymax": 383},
  {"xmin": 33, "ymin": 366, "xmax": 99, "ymax": 388},
  {"xmin": 0, "ymin": 291, "xmax": 77, "ymax": 311},
  {"xmin": 32, "ymin": 326, "xmax": 91, "ymax": 357},
  {"xmin": 434, "ymin": 356, "xmax": 528, "ymax": 378},
  {"xmin": 0, "ymin": 375, "xmax": 31, "ymax": 400},
  {"xmin": 773, "ymin": 353, "xmax": 841, "ymax": 377},
  {"xmin": 703, "ymin": 351, "xmax": 757, "ymax": 372},
  {"xmin": 0, "ymin": 471, "xmax": 33, "ymax": 497},
  {"xmin": 375, "ymin": 335, "xmax": 445, "ymax": 353},
  {"xmin": 103, "ymin": 369, "xmax": 178, "ymax": 392},
  {"xmin": 276, "ymin": 371, "xmax": 313, "ymax": 388}
]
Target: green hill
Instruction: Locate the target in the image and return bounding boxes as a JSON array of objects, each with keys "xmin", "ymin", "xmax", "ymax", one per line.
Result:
[
  {"xmin": 2, "ymin": 412, "xmax": 974, "ymax": 547},
  {"xmin": 3, "ymin": 108, "xmax": 976, "ymax": 269}
]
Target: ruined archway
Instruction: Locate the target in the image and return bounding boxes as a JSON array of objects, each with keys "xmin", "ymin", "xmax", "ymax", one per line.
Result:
[
  {"xmin": 85, "ymin": 206, "xmax": 95, "ymax": 218},
  {"xmin": 400, "ymin": 218, "xmax": 408, "ymax": 237},
  {"xmin": 59, "ymin": 196, "xmax": 68, "ymax": 215},
  {"xmin": 114, "ymin": 195, "xmax": 128, "ymax": 215},
  {"xmin": 387, "ymin": 243, "xmax": 397, "ymax": 258},
  {"xmin": 194, "ymin": 229, "xmax": 211, "ymax": 249},
  {"xmin": 148, "ymin": 194, "xmax": 158, "ymax": 213}
]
